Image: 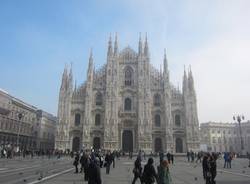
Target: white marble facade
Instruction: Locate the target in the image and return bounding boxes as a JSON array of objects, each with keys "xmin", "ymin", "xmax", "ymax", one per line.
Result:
[{"xmin": 55, "ymin": 35, "xmax": 200, "ymax": 153}]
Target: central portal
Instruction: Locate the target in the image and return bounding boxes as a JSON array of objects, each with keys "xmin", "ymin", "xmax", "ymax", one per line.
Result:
[{"xmin": 122, "ymin": 130, "xmax": 133, "ymax": 152}]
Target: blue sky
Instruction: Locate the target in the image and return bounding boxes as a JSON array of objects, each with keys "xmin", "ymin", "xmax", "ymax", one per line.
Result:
[{"xmin": 0, "ymin": 0, "xmax": 250, "ymax": 123}]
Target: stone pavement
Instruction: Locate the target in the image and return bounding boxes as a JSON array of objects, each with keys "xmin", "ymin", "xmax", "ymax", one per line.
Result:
[{"xmin": 42, "ymin": 157, "xmax": 250, "ymax": 184}]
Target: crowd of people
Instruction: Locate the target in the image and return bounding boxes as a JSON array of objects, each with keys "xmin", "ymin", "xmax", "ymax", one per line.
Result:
[
  {"xmin": 0, "ymin": 145, "xmax": 70, "ymax": 159},
  {"xmin": 132, "ymin": 155, "xmax": 172, "ymax": 184}
]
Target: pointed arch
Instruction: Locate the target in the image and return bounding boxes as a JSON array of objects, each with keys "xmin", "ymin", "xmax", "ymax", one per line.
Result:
[
  {"xmin": 95, "ymin": 92, "xmax": 102, "ymax": 106},
  {"xmin": 155, "ymin": 114, "xmax": 161, "ymax": 127},
  {"xmin": 154, "ymin": 94, "xmax": 161, "ymax": 106},
  {"xmin": 74, "ymin": 113, "xmax": 81, "ymax": 126},
  {"xmin": 95, "ymin": 114, "xmax": 101, "ymax": 126},
  {"xmin": 124, "ymin": 66, "xmax": 133, "ymax": 86},
  {"xmin": 124, "ymin": 98, "xmax": 132, "ymax": 111}
]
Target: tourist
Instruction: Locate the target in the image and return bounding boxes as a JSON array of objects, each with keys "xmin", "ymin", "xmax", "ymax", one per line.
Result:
[
  {"xmin": 132, "ymin": 156, "xmax": 143, "ymax": 184},
  {"xmin": 223, "ymin": 152, "xmax": 229, "ymax": 168},
  {"xmin": 210, "ymin": 153, "xmax": 217, "ymax": 184},
  {"xmin": 73, "ymin": 152, "xmax": 80, "ymax": 173},
  {"xmin": 157, "ymin": 160, "xmax": 172, "ymax": 184},
  {"xmin": 166, "ymin": 152, "xmax": 171, "ymax": 163},
  {"xmin": 141, "ymin": 157, "xmax": 158, "ymax": 184},
  {"xmin": 87, "ymin": 157, "xmax": 102, "ymax": 184},
  {"xmin": 191, "ymin": 151, "xmax": 195, "ymax": 162},
  {"xmin": 202, "ymin": 153, "xmax": 209, "ymax": 180},
  {"xmin": 83, "ymin": 152, "xmax": 90, "ymax": 181},
  {"xmin": 112, "ymin": 151, "xmax": 115, "ymax": 168},
  {"xmin": 105, "ymin": 151, "xmax": 112, "ymax": 174},
  {"xmin": 159, "ymin": 151, "xmax": 164, "ymax": 163},
  {"xmin": 187, "ymin": 151, "xmax": 190, "ymax": 162},
  {"xmin": 170, "ymin": 154, "xmax": 174, "ymax": 164}
]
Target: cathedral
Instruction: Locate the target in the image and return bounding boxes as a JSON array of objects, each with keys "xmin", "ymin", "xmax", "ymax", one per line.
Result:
[{"xmin": 55, "ymin": 35, "xmax": 200, "ymax": 153}]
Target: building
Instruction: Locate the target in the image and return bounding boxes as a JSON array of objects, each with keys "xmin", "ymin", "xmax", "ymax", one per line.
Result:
[
  {"xmin": 55, "ymin": 35, "xmax": 200, "ymax": 153},
  {"xmin": 200, "ymin": 121, "xmax": 250, "ymax": 153},
  {"xmin": 36, "ymin": 110, "xmax": 57, "ymax": 151},
  {"xmin": 0, "ymin": 89, "xmax": 56, "ymax": 152}
]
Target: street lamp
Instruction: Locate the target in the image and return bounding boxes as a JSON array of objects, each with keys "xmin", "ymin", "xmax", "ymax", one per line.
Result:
[{"xmin": 233, "ymin": 115, "xmax": 244, "ymax": 154}]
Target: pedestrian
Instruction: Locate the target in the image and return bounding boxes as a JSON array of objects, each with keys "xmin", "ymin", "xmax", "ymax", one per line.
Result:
[
  {"xmin": 191, "ymin": 151, "xmax": 195, "ymax": 162},
  {"xmin": 83, "ymin": 152, "xmax": 90, "ymax": 181},
  {"xmin": 166, "ymin": 152, "xmax": 171, "ymax": 164},
  {"xmin": 105, "ymin": 151, "xmax": 112, "ymax": 174},
  {"xmin": 73, "ymin": 153, "xmax": 80, "ymax": 173},
  {"xmin": 228, "ymin": 153, "xmax": 233, "ymax": 169},
  {"xmin": 132, "ymin": 156, "xmax": 143, "ymax": 184},
  {"xmin": 159, "ymin": 151, "xmax": 164, "ymax": 163},
  {"xmin": 157, "ymin": 160, "xmax": 172, "ymax": 184},
  {"xmin": 112, "ymin": 151, "xmax": 115, "ymax": 168},
  {"xmin": 210, "ymin": 153, "xmax": 217, "ymax": 184},
  {"xmin": 247, "ymin": 152, "xmax": 250, "ymax": 168},
  {"xmin": 170, "ymin": 154, "xmax": 174, "ymax": 164},
  {"xmin": 187, "ymin": 151, "xmax": 190, "ymax": 162},
  {"xmin": 141, "ymin": 157, "xmax": 158, "ymax": 184},
  {"xmin": 87, "ymin": 157, "xmax": 102, "ymax": 184},
  {"xmin": 80, "ymin": 152, "xmax": 85, "ymax": 173},
  {"xmin": 223, "ymin": 152, "xmax": 229, "ymax": 168},
  {"xmin": 202, "ymin": 153, "xmax": 209, "ymax": 180}
]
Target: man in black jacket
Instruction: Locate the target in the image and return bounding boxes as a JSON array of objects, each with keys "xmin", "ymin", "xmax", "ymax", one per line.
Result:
[{"xmin": 88, "ymin": 157, "xmax": 102, "ymax": 184}]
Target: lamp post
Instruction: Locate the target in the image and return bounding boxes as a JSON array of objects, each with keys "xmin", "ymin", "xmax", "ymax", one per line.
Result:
[
  {"xmin": 233, "ymin": 115, "xmax": 244, "ymax": 155},
  {"xmin": 16, "ymin": 112, "xmax": 25, "ymax": 153}
]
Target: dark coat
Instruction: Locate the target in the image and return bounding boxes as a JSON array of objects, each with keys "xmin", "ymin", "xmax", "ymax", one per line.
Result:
[
  {"xmin": 87, "ymin": 162, "xmax": 102, "ymax": 184},
  {"xmin": 142, "ymin": 164, "xmax": 157, "ymax": 184}
]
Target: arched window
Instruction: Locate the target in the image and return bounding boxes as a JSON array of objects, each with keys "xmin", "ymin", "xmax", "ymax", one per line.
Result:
[
  {"xmin": 154, "ymin": 94, "xmax": 161, "ymax": 106},
  {"xmin": 155, "ymin": 114, "xmax": 161, "ymax": 127},
  {"xmin": 124, "ymin": 98, "xmax": 132, "ymax": 111},
  {"xmin": 175, "ymin": 114, "xmax": 181, "ymax": 126},
  {"xmin": 95, "ymin": 114, "xmax": 101, "ymax": 126},
  {"xmin": 124, "ymin": 67, "xmax": 133, "ymax": 86},
  {"xmin": 74, "ymin": 113, "xmax": 81, "ymax": 126},
  {"xmin": 95, "ymin": 92, "xmax": 102, "ymax": 106}
]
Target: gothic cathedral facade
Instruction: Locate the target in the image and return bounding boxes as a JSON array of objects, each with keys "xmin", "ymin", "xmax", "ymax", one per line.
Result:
[{"xmin": 55, "ymin": 35, "xmax": 200, "ymax": 153}]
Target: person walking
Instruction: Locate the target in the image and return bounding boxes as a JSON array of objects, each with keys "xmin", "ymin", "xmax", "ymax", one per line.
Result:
[
  {"xmin": 170, "ymin": 154, "xmax": 174, "ymax": 165},
  {"xmin": 157, "ymin": 160, "xmax": 172, "ymax": 184},
  {"xmin": 210, "ymin": 153, "xmax": 217, "ymax": 184},
  {"xmin": 202, "ymin": 153, "xmax": 209, "ymax": 180},
  {"xmin": 87, "ymin": 157, "xmax": 102, "ymax": 184},
  {"xmin": 73, "ymin": 153, "xmax": 80, "ymax": 173},
  {"xmin": 141, "ymin": 157, "xmax": 158, "ymax": 184},
  {"xmin": 105, "ymin": 151, "xmax": 112, "ymax": 174},
  {"xmin": 132, "ymin": 156, "xmax": 143, "ymax": 184},
  {"xmin": 159, "ymin": 151, "xmax": 164, "ymax": 163},
  {"xmin": 223, "ymin": 152, "xmax": 229, "ymax": 168},
  {"xmin": 112, "ymin": 151, "xmax": 116, "ymax": 168},
  {"xmin": 191, "ymin": 151, "xmax": 195, "ymax": 162},
  {"xmin": 166, "ymin": 152, "xmax": 171, "ymax": 164},
  {"xmin": 82, "ymin": 152, "xmax": 90, "ymax": 181},
  {"xmin": 187, "ymin": 151, "xmax": 190, "ymax": 162}
]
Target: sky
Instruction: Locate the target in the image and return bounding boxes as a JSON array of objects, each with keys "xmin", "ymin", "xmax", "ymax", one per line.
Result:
[{"xmin": 0, "ymin": 0, "xmax": 249, "ymax": 123}]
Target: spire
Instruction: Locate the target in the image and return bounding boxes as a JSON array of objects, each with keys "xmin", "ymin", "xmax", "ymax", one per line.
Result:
[
  {"xmin": 144, "ymin": 33, "xmax": 149, "ymax": 57},
  {"xmin": 114, "ymin": 33, "xmax": 118, "ymax": 56},
  {"xmin": 188, "ymin": 65, "xmax": 194, "ymax": 91},
  {"xmin": 163, "ymin": 49, "xmax": 168, "ymax": 72},
  {"xmin": 60, "ymin": 64, "xmax": 68, "ymax": 90},
  {"xmin": 107, "ymin": 34, "xmax": 113, "ymax": 57},
  {"xmin": 88, "ymin": 48, "xmax": 93, "ymax": 74},
  {"xmin": 74, "ymin": 80, "xmax": 77, "ymax": 91},
  {"xmin": 163, "ymin": 49, "xmax": 169, "ymax": 84},
  {"xmin": 138, "ymin": 32, "xmax": 143, "ymax": 56},
  {"xmin": 68, "ymin": 62, "xmax": 73, "ymax": 90},
  {"xmin": 182, "ymin": 65, "xmax": 188, "ymax": 94}
]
